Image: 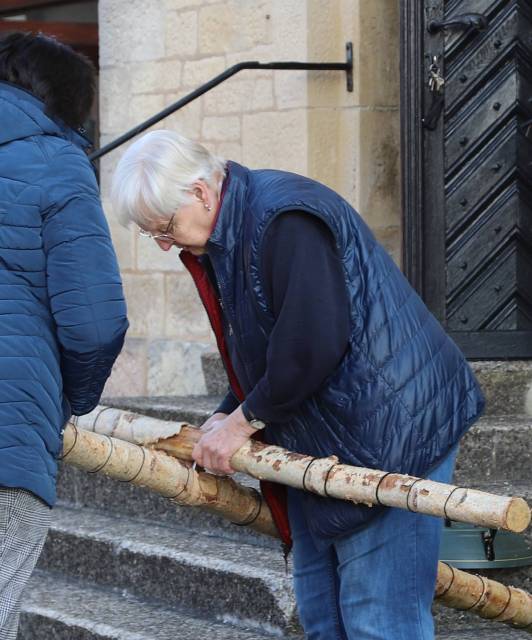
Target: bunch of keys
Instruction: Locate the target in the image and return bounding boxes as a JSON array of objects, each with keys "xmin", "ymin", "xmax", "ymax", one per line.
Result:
[
  {"xmin": 423, "ymin": 55, "xmax": 445, "ymax": 130},
  {"xmin": 428, "ymin": 56, "xmax": 445, "ymax": 94}
]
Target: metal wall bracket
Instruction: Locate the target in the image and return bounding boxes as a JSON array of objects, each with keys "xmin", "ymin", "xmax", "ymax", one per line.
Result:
[{"xmin": 90, "ymin": 42, "xmax": 353, "ymax": 161}]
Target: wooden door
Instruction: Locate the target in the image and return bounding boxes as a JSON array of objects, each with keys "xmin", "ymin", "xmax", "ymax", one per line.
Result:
[{"xmin": 401, "ymin": 0, "xmax": 532, "ymax": 358}]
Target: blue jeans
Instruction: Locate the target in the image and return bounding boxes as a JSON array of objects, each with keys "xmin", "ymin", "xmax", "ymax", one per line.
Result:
[{"xmin": 287, "ymin": 449, "xmax": 457, "ymax": 640}]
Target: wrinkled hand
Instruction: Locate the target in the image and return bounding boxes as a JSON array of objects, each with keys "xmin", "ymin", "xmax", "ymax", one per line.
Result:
[
  {"xmin": 200, "ymin": 412, "xmax": 227, "ymax": 433},
  {"xmin": 192, "ymin": 406, "xmax": 256, "ymax": 475}
]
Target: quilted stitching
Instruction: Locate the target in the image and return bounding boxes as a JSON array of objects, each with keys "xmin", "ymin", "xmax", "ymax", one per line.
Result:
[{"xmin": 0, "ymin": 81, "xmax": 128, "ymax": 506}]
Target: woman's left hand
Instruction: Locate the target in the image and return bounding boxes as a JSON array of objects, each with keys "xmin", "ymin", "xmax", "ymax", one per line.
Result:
[{"xmin": 192, "ymin": 405, "xmax": 256, "ymax": 475}]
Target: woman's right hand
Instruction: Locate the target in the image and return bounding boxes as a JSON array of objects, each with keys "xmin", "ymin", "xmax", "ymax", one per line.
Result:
[{"xmin": 200, "ymin": 412, "xmax": 228, "ymax": 432}]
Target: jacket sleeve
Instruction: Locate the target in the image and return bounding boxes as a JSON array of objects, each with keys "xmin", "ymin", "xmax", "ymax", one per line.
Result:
[
  {"xmin": 40, "ymin": 144, "xmax": 129, "ymax": 416},
  {"xmin": 214, "ymin": 388, "xmax": 240, "ymax": 415},
  {"xmin": 243, "ymin": 212, "xmax": 350, "ymax": 423}
]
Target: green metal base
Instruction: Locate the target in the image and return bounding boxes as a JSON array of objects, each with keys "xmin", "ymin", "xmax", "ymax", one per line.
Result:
[{"xmin": 439, "ymin": 522, "xmax": 532, "ymax": 569}]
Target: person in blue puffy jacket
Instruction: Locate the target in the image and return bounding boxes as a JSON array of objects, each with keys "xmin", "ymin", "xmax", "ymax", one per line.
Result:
[
  {"xmin": 112, "ymin": 130, "xmax": 484, "ymax": 640},
  {"xmin": 0, "ymin": 32, "xmax": 128, "ymax": 637}
]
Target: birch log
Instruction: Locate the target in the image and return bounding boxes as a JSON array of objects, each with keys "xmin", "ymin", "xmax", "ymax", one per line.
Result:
[
  {"xmin": 61, "ymin": 421, "xmax": 532, "ymax": 633},
  {"xmin": 75, "ymin": 406, "xmax": 531, "ymax": 533},
  {"xmin": 435, "ymin": 563, "xmax": 532, "ymax": 630},
  {"xmin": 61, "ymin": 423, "xmax": 277, "ymax": 538}
]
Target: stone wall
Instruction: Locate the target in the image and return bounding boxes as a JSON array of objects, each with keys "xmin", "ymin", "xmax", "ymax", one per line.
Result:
[{"xmin": 99, "ymin": 0, "xmax": 401, "ymax": 398}]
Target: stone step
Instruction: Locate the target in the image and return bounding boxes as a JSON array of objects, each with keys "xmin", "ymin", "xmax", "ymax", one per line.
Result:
[
  {"xmin": 40, "ymin": 501, "xmax": 531, "ymax": 637},
  {"xmin": 470, "ymin": 360, "xmax": 532, "ymax": 416},
  {"xmin": 20, "ymin": 571, "xmax": 285, "ymax": 640},
  {"xmin": 101, "ymin": 395, "xmax": 220, "ymax": 425},
  {"xmin": 198, "ymin": 350, "xmax": 532, "ymax": 417},
  {"xmin": 455, "ymin": 415, "xmax": 531, "ymax": 484},
  {"xmin": 36, "ymin": 506, "xmax": 297, "ymax": 635},
  {"xmin": 20, "ymin": 571, "xmax": 528, "ymax": 640},
  {"xmin": 435, "ymin": 617, "xmax": 531, "ymax": 639}
]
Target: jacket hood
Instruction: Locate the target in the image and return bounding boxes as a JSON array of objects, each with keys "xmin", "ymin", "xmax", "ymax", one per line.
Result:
[{"xmin": 0, "ymin": 80, "xmax": 90, "ymax": 149}]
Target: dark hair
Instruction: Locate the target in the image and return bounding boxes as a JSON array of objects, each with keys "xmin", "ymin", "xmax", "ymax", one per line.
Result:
[{"xmin": 0, "ymin": 32, "xmax": 95, "ymax": 130}]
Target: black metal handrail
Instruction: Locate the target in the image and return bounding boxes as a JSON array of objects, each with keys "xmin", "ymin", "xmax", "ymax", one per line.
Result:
[{"xmin": 89, "ymin": 42, "xmax": 353, "ymax": 161}]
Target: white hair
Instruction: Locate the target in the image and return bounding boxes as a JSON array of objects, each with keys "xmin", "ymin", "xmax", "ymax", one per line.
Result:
[{"xmin": 110, "ymin": 129, "xmax": 226, "ymax": 227}]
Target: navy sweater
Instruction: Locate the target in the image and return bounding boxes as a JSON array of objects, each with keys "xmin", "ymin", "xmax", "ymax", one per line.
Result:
[{"xmin": 215, "ymin": 211, "xmax": 350, "ymax": 421}]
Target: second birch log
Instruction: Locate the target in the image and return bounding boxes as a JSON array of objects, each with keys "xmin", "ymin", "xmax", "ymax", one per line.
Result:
[
  {"xmin": 61, "ymin": 421, "xmax": 532, "ymax": 633},
  {"xmin": 75, "ymin": 406, "xmax": 531, "ymax": 533},
  {"xmin": 435, "ymin": 563, "xmax": 532, "ymax": 630}
]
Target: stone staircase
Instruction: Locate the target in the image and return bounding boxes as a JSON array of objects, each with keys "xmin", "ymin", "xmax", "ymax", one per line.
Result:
[{"xmin": 19, "ymin": 358, "xmax": 532, "ymax": 639}]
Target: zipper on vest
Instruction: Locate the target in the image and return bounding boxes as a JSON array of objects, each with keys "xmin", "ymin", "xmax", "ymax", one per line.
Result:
[{"xmin": 217, "ymin": 295, "xmax": 233, "ymax": 336}]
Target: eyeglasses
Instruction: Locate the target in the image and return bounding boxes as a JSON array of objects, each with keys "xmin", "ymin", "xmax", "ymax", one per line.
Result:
[{"xmin": 138, "ymin": 214, "xmax": 175, "ymax": 245}]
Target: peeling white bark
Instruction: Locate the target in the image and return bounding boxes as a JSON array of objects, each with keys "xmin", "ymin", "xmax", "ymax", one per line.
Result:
[
  {"xmin": 62, "ymin": 422, "xmax": 277, "ymax": 538},
  {"xmin": 79, "ymin": 406, "xmax": 531, "ymax": 534}
]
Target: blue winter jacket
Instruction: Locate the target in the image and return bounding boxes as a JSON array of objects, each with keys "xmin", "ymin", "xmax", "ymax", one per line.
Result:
[
  {"xmin": 206, "ymin": 162, "xmax": 485, "ymax": 545},
  {"xmin": 0, "ymin": 81, "xmax": 128, "ymax": 506}
]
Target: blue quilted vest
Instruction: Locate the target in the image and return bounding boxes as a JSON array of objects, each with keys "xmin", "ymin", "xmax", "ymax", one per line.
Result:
[{"xmin": 206, "ymin": 162, "xmax": 485, "ymax": 545}]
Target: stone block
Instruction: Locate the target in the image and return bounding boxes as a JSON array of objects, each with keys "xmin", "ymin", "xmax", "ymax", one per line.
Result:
[
  {"xmin": 160, "ymin": 96, "xmax": 202, "ymax": 138},
  {"xmin": 130, "ymin": 60, "xmax": 182, "ymax": 95},
  {"xmin": 164, "ymin": 0, "xmax": 214, "ymax": 9},
  {"xmin": 354, "ymin": 109, "xmax": 401, "ymax": 228},
  {"xmin": 274, "ymin": 70, "xmax": 308, "ymax": 110},
  {"xmin": 271, "ymin": 0, "xmax": 306, "ymax": 58},
  {"xmin": 203, "ymin": 77, "xmax": 274, "ymax": 115},
  {"xmin": 98, "ymin": 139, "xmax": 131, "ymax": 201},
  {"xmin": 137, "ymin": 239, "xmax": 184, "ymax": 273},
  {"xmin": 106, "ymin": 209, "xmax": 136, "ymax": 272},
  {"xmin": 306, "ymin": 2, "xmax": 358, "ymax": 109},
  {"xmin": 198, "ymin": 1, "xmax": 273, "ymax": 55},
  {"xmin": 454, "ymin": 416, "xmax": 532, "ymax": 484},
  {"xmin": 470, "ymin": 360, "xmax": 532, "ymax": 415},
  {"xmin": 165, "ymin": 10, "xmax": 198, "ymax": 58},
  {"xmin": 102, "ymin": 338, "xmax": 147, "ymax": 397},
  {"xmin": 147, "ymin": 339, "xmax": 211, "ymax": 395},
  {"xmin": 215, "ymin": 142, "xmax": 242, "ymax": 164},
  {"xmin": 355, "ymin": 0, "xmax": 400, "ymax": 107},
  {"xmin": 165, "ymin": 273, "xmax": 212, "ymax": 340},
  {"xmin": 251, "ymin": 77, "xmax": 275, "ymax": 111},
  {"xmin": 373, "ymin": 225, "xmax": 402, "ymax": 268},
  {"xmin": 122, "ymin": 273, "xmax": 165, "ymax": 337},
  {"xmin": 99, "ymin": 0, "xmax": 165, "ymax": 65},
  {"xmin": 182, "ymin": 56, "xmax": 226, "ymax": 89},
  {"xmin": 201, "ymin": 116, "xmax": 241, "ymax": 142},
  {"xmin": 201, "ymin": 350, "xmax": 228, "ymax": 395},
  {"xmin": 98, "ymin": 66, "xmax": 131, "ymax": 133},
  {"xmin": 225, "ymin": 46, "xmax": 273, "ymax": 70},
  {"xmin": 307, "ymin": 107, "xmax": 357, "ymax": 205},
  {"xmin": 128, "ymin": 94, "xmax": 166, "ymax": 129},
  {"xmin": 242, "ymin": 110, "xmax": 307, "ymax": 173}
]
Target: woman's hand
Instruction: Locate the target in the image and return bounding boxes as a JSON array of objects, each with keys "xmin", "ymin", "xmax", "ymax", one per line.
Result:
[
  {"xmin": 192, "ymin": 406, "xmax": 256, "ymax": 475},
  {"xmin": 200, "ymin": 412, "xmax": 227, "ymax": 432}
]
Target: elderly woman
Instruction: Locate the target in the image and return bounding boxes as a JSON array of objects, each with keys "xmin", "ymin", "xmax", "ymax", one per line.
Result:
[
  {"xmin": 112, "ymin": 129, "xmax": 484, "ymax": 640},
  {"xmin": 0, "ymin": 32, "xmax": 128, "ymax": 638}
]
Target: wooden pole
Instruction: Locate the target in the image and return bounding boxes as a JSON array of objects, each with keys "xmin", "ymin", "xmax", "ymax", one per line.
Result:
[
  {"xmin": 74, "ymin": 406, "xmax": 531, "ymax": 534},
  {"xmin": 435, "ymin": 562, "xmax": 532, "ymax": 630},
  {"xmin": 61, "ymin": 421, "xmax": 532, "ymax": 633},
  {"xmin": 61, "ymin": 422, "xmax": 277, "ymax": 538}
]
